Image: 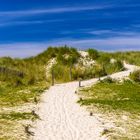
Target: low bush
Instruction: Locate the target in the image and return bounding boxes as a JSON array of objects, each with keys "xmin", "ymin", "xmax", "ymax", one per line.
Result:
[
  {"xmin": 88, "ymin": 48, "xmax": 99, "ymax": 60},
  {"xmin": 130, "ymin": 70, "xmax": 140, "ymax": 83},
  {"xmin": 78, "ymin": 81, "xmax": 140, "ymax": 113},
  {"xmin": 104, "ymin": 60, "xmax": 124, "ymax": 74},
  {"xmin": 101, "ymin": 77, "xmax": 116, "ymax": 83}
]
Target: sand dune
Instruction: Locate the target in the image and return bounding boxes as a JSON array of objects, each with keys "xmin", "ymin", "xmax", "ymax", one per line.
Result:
[{"xmin": 32, "ymin": 63, "xmax": 139, "ymax": 140}]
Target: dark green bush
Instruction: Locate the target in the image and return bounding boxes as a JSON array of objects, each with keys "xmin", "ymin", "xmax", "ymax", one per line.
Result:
[
  {"xmin": 130, "ymin": 70, "xmax": 140, "ymax": 83},
  {"xmin": 101, "ymin": 77, "xmax": 116, "ymax": 83},
  {"xmin": 108, "ymin": 51, "xmax": 140, "ymax": 66},
  {"xmin": 88, "ymin": 49, "xmax": 99, "ymax": 60},
  {"xmin": 52, "ymin": 64, "xmax": 70, "ymax": 82},
  {"xmin": 104, "ymin": 60, "xmax": 124, "ymax": 74},
  {"xmin": 97, "ymin": 53, "xmax": 110, "ymax": 64}
]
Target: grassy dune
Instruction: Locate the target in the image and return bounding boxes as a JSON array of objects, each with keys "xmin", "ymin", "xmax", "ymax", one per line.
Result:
[
  {"xmin": 78, "ymin": 81, "xmax": 140, "ymax": 113},
  {"xmin": 52, "ymin": 48, "xmax": 124, "ymax": 82},
  {"xmin": 0, "ymin": 48, "xmax": 54, "ymax": 139},
  {"xmin": 78, "ymin": 79, "xmax": 140, "ymax": 140},
  {"xmin": 0, "ymin": 46, "xmax": 139, "ymax": 139},
  {"xmin": 104, "ymin": 51, "xmax": 140, "ymax": 66}
]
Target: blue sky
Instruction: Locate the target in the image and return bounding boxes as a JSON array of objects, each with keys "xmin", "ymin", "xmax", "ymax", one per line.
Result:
[{"xmin": 0, "ymin": 0, "xmax": 140, "ymax": 57}]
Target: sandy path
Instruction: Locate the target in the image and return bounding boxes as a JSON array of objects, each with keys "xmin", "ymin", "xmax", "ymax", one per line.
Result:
[{"xmin": 32, "ymin": 63, "xmax": 139, "ymax": 140}]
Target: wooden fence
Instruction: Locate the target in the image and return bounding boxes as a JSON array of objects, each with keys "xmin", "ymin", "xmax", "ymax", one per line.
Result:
[{"xmin": 0, "ymin": 66, "xmax": 25, "ymax": 78}]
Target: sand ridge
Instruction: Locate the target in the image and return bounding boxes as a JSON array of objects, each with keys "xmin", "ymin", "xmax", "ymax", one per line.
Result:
[{"xmin": 32, "ymin": 63, "xmax": 139, "ymax": 140}]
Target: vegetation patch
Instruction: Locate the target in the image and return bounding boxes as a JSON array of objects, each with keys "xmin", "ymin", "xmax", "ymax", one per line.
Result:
[
  {"xmin": 0, "ymin": 119, "xmax": 29, "ymax": 140},
  {"xmin": 78, "ymin": 80, "xmax": 140, "ymax": 139},
  {"xmin": 0, "ymin": 112, "xmax": 36, "ymax": 120},
  {"xmin": 51, "ymin": 48, "xmax": 125, "ymax": 83},
  {"xmin": 0, "ymin": 46, "xmax": 139, "ymax": 139},
  {"xmin": 78, "ymin": 81, "xmax": 140, "ymax": 113},
  {"xmin": 0, "ymin": 83, "xmax": 47, "ymax": 107},
  {"xmin": 105, "ymin": 51, "xmax": 140, "ymax": 66},
  {"xmin": 130, "ymin": 70, "xmax": 140, "ymax": 83}
]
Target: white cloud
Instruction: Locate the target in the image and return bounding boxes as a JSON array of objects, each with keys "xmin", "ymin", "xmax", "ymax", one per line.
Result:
[
  {"xmin": 0, "ymin": 43, "xmax": 48, "ymax": 58},
  {"xmin": 88, "ymin": 30, "xmax": 140, "ymax": 36},
  {"xmin": 61, "ymin": 36, "xmax": 140, "ymax": 51},
  {"xmin": 88, "ymin": 30, "xmax": 112, "ymax": 35},
  {"xmin": 0, "ymin": 5, "xmax": 111, "ymax": 27},
  {"xmin": 0, "ymin": 36, "xmax": 140, "ymax": 58},
  {"xmin": 0, "ymin": 5, "xmax": 109, "ymax": 18},
  {"xmin": 0, "ymin": 19, "xmax": 63, "ymax": 27}
]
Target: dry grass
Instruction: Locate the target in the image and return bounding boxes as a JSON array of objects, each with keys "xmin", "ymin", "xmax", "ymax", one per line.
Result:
[
  {"xmin": 78, "ymin": 81, "xmax": 140, "ymax": 140},
  {"xmin": 0, "ymin": 84, "xmax": 48, "ymax": 140}
]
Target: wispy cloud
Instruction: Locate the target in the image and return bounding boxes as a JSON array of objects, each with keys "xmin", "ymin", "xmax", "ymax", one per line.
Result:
[
  {"xmin": 60, "ymin": 29, "xmax": 140, "ymax": 38},
  {"xmin": 0, "ymin": 5, "xmax": 110, "ymax": 18},
  {"xmin": 1, "ymin": 2, "xmax": 138, "ymax": 19},
  {"xmin": 0, "ymin": 35, "xmax": 140, "ymax": 58},
  {"xmin": 68, "ymin": 37, "xmax": 140, "ymax": 47},
  {"xmin": 88, "ymin": 30, "xmax": 140, "ymax": 36},
  {"xmin": 0, "ymin": 5, "xmax": 111, "ymax": 27},
  {"xmin": 46, "ymin": 36, "xmax": 140, "ymax": 51},
  {"xmin": 131, "ymin": 24, "xmax": 140, "ymax": 28},
  {"xmin": 0, "ymin": 43, "xmax": 48, "ymax": 58},
  {"xmin": 0, "ymin": 19, "xmax": 63, "ymax": 27}
]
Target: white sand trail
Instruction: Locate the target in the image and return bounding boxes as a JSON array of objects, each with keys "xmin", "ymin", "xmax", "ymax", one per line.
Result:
[{"xmin": 32, "ymin": 63, "xmax": 139, "ymax": 140}]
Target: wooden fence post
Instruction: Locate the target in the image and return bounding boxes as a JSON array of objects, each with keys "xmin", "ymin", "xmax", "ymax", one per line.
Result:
[
  {"xmin": 52, "ymin": 68, "xmax": 54, "ymax": 86},
  {"xmin": 79, "ymin": 79, "xmax": 81, "ymax": 87},
  {"xmin": 99, "ymin": 71, "xmax": 101, "ymax": 81},
  {"xmin": 69, "ymin": 64, "xmax": 72, "ymax": 81}
]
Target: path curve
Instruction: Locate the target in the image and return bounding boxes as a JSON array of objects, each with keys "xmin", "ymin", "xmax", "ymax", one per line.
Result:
[{"xmin": 32, "ymin": 63, "xmax": 139, "ymax": 140}]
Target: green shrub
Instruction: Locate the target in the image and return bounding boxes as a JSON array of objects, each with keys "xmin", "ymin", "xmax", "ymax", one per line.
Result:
[
  {"xmin": 52, "ymin": 64, "xmax": 70, "ymax": 82},
  {"xmin": 130, "ymin": 70, "xmax": 140, "ymax": 82},
  {"xmin": 109, "ymin": 51, "xmax": 140, "ymax": 66},
  {"xmin": 78, "ymin": 82, "xmax": 140, "ymax": 113},
  {"xmin": 97, "ymin": 53, "xmax": 110, "ymax": 64},
  {"xmin": 72, "ymin": 66, "xmax": 85, "ymax": 80},
  {"xmin": 101, "ymin": 77, "xmax": 116, "ymax": 83},
  {"xmin": 56, "ymin": 47, "xmax": 80, "ymax": 65},
  {"xmin": 88, "ymin": 49, "xmax": 99, "ymax": 60},
  {"xmin": 104, "ymin": 60, "xmax": 124, "ymax": 74}
]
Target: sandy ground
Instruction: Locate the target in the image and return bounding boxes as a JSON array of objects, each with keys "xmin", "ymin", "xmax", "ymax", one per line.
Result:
[{"xmin": 32, "ymin": 63, "xmax": 139, "ymax": 140}]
